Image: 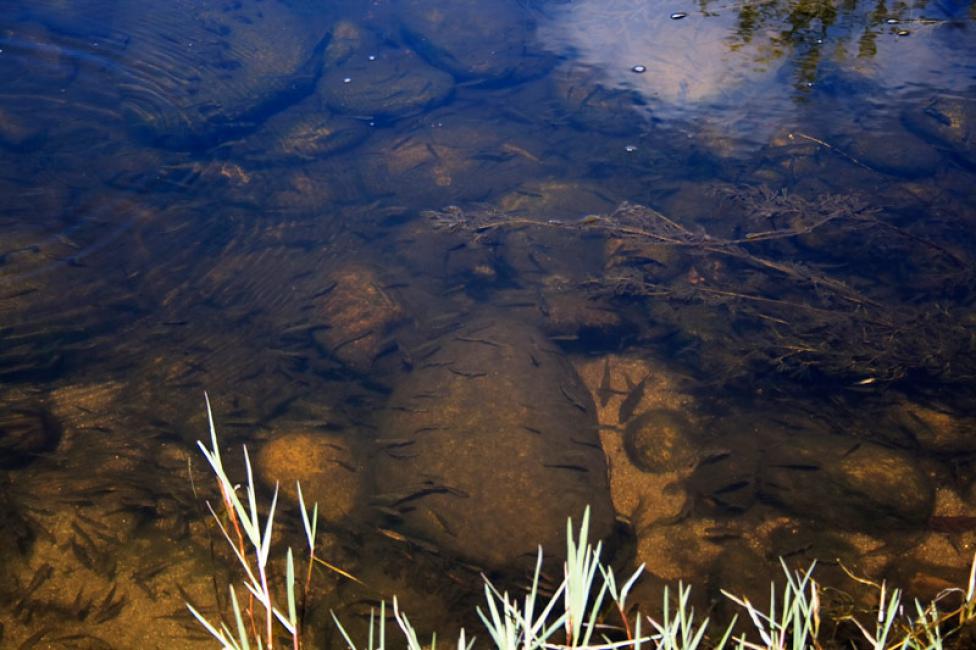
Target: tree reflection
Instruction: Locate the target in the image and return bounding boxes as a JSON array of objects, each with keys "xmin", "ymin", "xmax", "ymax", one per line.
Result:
[{"xmin": 704, "ymin": 0, "xmax": 948, "ymax": 93}]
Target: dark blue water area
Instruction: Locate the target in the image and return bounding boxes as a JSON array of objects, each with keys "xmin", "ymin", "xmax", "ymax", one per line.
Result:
[{"xmin": 1, "ymin": 0, "xmax": 976, "ymax": 646}]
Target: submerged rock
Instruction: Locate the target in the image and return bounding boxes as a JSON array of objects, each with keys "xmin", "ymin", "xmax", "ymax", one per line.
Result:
[
  {"xmin": 256, "ymin": 431, "xmax": 364, "ymax": 524},
  {"xmin": 497, "ymin": 180, "xmax": 618, "ymax": 221},
  {"xmin": 396, "ymin": 0, "xmax": 552, "ymax": 84},
  {"xmin": 686, "ymin": 415, "xmax": 761, "ymax": 516},
  {"xmin": 885, "ymin": 399, "xmax": 976, "ymax": 453},
  {"xmin": 903, "ymin": 96, "xmax": 976, "ymax": 167},
  {"xmin": 117, "ymin": 0, "xmax": 331, "ymax": 148},
  {"xmin": 311, "ymin": 268, "xmax": 406, "ymax": 374},
  {"xmin": 319, "ymin": 25, "xmax": 454, "ymax": 120},
  {"xmin": 760, "ymin": 434, "xmax": 933, "ymax": 528},
  {"xmin": 229, "ymin": 95, "xmax": 370, "ymax": 164},
  {"xmin": 321, "ymin": 49, "xmax": 454, "ymax": 120},
  {"xmin": 538, "ymin": 291, "xmax": 625, "ymax": 343},
  {"xmin": 358, "ymin": 118, "xmax": 539, "ymax": 206},
  {"xmin": 573, "ymin": 355, "xmax": 696, "ymax": 535},
  {"xmin": 0, "ymin": 405, "xmax": 61, "ymax": 468},
  {"xmin": 373, "ymin": 317, "xmax": 614, "ymax": 569},
  {"xmin": 624, "ymin": 408, "xmax": 700, "ymax": 473},
  {"xmin": 846, "ymin": 129, "xmax": 941, "ymax": 178},
  {"xmin": 550, "ymin": 66, "xmax": 645, "ymax": 136}
]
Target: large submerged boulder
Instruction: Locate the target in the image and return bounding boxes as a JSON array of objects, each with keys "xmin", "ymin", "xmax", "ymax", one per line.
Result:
[
  {"xmin": 228, "ymin": 95, "xmax": 370, "ymax": 165},
  {"xmin": 759, "ymin": 433, "xmax": 933, "ymax": 528},
  {"xmin": 318, "ymin": 23, "xmax": 454, "ymax": 121},
  {"xmin": 845, "ymin": 128, "xmax": 941, "ymax": 178},
  {"xmin": 396, "ymin": 0, "xmax": 553, "ymax": 84},
  {"xmin": 883, "ymin": 399, "xmax": 976, "ymax": 454},
  {"xmin": 373, "ymin": 317, "xmax": 614, "ymax": 569},
  {"xmin": 117, "ymin": 0, "xmax": 332, "ymax": 148}
]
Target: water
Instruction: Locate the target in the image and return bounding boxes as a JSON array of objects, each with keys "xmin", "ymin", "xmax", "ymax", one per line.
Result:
[{"xmin": 0, "ymin": 0, "xmax": 975, "ymax": 646}]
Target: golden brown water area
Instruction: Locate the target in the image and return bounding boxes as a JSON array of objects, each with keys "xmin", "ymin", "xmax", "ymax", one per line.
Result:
[{"xmin": 1, "ymin": 0, "xmax": 976, "ymax": 647}]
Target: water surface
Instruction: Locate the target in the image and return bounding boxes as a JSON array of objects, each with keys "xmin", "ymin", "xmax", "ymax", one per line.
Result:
[{"xmin": 1, "ymin": 0, "xmax": 976, "ymax": 647}]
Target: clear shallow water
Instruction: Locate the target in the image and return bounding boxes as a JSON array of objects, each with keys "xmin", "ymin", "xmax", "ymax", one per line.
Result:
[{"xmin": 1, "ymin": 0, "xmax": 975, "ymax": 647}]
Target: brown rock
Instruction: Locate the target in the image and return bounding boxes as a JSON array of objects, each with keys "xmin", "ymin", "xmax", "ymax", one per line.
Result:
[
  {"xmin": 256, "ymin": 431, "xmax": 364, "ymax": 524},
  {"xmin": 903, "ymin": 96, "xmax": 976, "ymax": 167},
  {"xmin": 397, "ymin": 0, "xmax": 553, "ymax": 83},
  {"xmin": 497, "ymin": 181, "xmax": 617, "ymax": 220},
  {"xmin": 373, "ymin": 317, "xmax": 614, "ymax": 569},
  {"xmin": 540, "ymin": 291, "xmax": 623, "ymax": 341},
  {"xmin": 320, "ymin": 43, "xmax": 454, "ymax": 120},
  {"xmin": 605, "ymin": 236, "xmax": 684, "ymax": 283},
  {"xmin": 117, "ymin": 0, "xmax": 332, "ymax": 147},
  {"xmin": 847, "ymin": 129, "xmax": 941, "ymax": 178},
  {"xmin": 686, "ymin": 418, "xmax": 760, "ymax": 516},
  {"xmin": 312, "ymin": 268, "xmax": 405, "ymax": 373},
  {"xmin": 550, "ymin": 66, "xmax": 643, "ymax": 136},
  {"xmin": 574, "ymin": 356, "xmax": 697, "ymax": 534},
  {"xmin": 358, "ymin": 119, "xmax": 538, "ymax": 207},
  {"xmin": 760, "ymin": 434, "xmax": 933, "ymax": 528},
  {"xmin": 0, "ymin": 405, "xmax": 61, "ymax": 468},
  {"xmin": 636, "ymin": 518, "xmax": 724, "ymax": 583},
  {"xmin": 231, "ymin": 96, "xmax": 370, "ymax": 164},
  {"xmin": 885, "ymin": 399, "xmax": 976, "ymax": 453},
  {"xmin": 624, "ymin": 409, "xmax": 700, "ymax": 473}
]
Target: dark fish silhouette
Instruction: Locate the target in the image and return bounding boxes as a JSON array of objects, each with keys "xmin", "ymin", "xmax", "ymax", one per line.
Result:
[
  {"xmin": 618, "ymin": 372, "xmax": 649, "ymax": 423},
  {"xmin": 596, "ymin": 358, "xmax": 625, "ymax": 407}
]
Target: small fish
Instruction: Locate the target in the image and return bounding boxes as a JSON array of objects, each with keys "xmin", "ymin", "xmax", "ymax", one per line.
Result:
[
  {"xmin": 16, "ymin": 627, "xmax": 50, "ymax": 650},
  {"xmin": 70, "ymin": 539, "xmax": 96, "ymax": 571},
  {"xmin": 428, "ymin": 508, "xmax": 457, "ymax": 537},
  {"xmin": 543, "ymin": 463, "xmax": 589, "ymax": 473},
  {"xmin": 447, "ymin": 367, "xmax": 487, "ymax": 378},
  {"xmin": 711, "ymin": 480, "xmax": 751, "ymax": 495},
  {"xmin": 501, "ymin": 142, "xmax": 541, "ymax": 163},
  {"xmin": 618, "ymin": 373, "xmax": 649, "ymax": 423},
  {"xmin": 455, "ymin": 335, "xmax": 502, "ymax": 347},
  {"xmin": 696, "ymin": 449, "xmax": 732, "ymax": 465},
  {"xmin": 560, "ymin": 384, "xmax": 588, "ymax": 412},
  {"xmin": 376, "ymin": 437, "xmax": 417, "ymax": 448},
  {"xmin": 377, "ymin": 528, "xmax": 440, "ymax": 554},
  {"xmin": 596, "ymin": 358, "xmax": 626, "ymax": 407},
  {"xmin": 703, "ymin": 526, "xmax": 742, "ymax": 542},
  {"xmin": 94, "ymin": 585, "xmax": 126, "ymax": 624},
  {"xmin": 22, "ymin": 564, "xmax": 52, "ymax": 598},
  {"xmin": 372, "ymin": 505, "xmax": 404, "ymax": 519}
]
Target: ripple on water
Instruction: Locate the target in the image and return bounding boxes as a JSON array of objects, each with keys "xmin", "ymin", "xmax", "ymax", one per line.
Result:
[{"xmin": 108, "ymin": 0, "xmax": 333, "ymax": 148}]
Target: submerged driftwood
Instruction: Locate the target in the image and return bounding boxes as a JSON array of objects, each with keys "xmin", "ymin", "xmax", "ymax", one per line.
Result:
[{"xmin": 424, "ymin": 188, "xmax": 976, "ymax": 391}]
